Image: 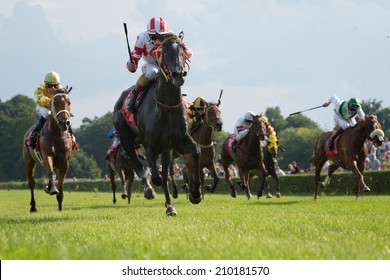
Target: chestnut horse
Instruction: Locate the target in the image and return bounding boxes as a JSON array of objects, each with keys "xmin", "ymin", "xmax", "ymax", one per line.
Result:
[
  {"xmin": 169, "ymin": 103, "xmax": 223, "ymax": 198},
  {"xmin": 311, "ymin": 114, "xmax": 384, "ymax": 200},
  {"xmin": 22, "ymin": 87, "xmax": 73, "ymax": 212},
  {"xmin": 106, "ymin": 145, "xmax": 135, "ymax": 204},
  {"xmin": 114, "ymin": 33, "xmax": 201, "ymax": 215},
  {"xmin": 220, "ymin": 115, "xmax": 268, "ymax": 199}
]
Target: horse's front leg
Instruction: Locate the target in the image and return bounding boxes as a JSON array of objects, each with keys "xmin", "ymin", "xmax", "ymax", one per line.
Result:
[
  {"xmin": 161, "ymin": 152, "xmax": 177, "ymax": 215},
  {"xmin": 350, "ymin": 160, "xmax": 369, "ymax": 201},
  {"xmin": 145, "ymin": 147, "xmax": 162, "ymax": 186},
  {"xmin": 57, "ymin": 169, "xmax": 67, "ymax": 211}
]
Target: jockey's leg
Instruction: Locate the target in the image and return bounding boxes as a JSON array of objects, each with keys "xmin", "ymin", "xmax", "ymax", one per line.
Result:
[
  {"xmin": 68, "ymin": 125, "xmax": 78, "ymax": 151},
  {"xmin": 29, "ymin": 116, "xmax": 46, "ymax": 148},
  {"xmin": 127, "ymin": 74, "xmax": 150, "ymax": 113},
  {"xmin": 328, "ymin": 127, "xmax": 344, "ymax": 150}
]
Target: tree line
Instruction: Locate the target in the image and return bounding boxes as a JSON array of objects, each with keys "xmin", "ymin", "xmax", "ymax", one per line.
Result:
[{"xmin": 1, "ymin": 95, "xmax": 389, "ymax": 182}]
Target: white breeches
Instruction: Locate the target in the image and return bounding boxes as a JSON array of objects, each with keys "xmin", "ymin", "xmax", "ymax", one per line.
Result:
[
  {"xmin": 236, "ymin": 129, "xmax": 249, "ymax": 141},
  {"xmin": 333, "ymin": 113, "xmax": 356, "ymax": 130},
  {"xmin": 112, "ymin": 137, "xmax": 120, "ymax": 148},
  {"xmin": 142, "ymin": 62, "xmax": 160, "ymax": 81},
  {"xmin": 36, "ymin": 105, "xmax": 51, "ymax": 119}
]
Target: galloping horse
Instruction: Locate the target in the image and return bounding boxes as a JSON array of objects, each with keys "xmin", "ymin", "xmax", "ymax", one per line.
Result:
[
  {"xmin": 220, "ymin": 115, "xmax": 268, "ymax": 199},
  {"xmin": 169, "ymin": 103, "xmax": 223, "ymax": 198},
  {"xmin": 311, "ymin": 114, "xmax": 384, "ymax": 200},
  {"xmin": 106, "ymin": 145, "xmax": 135, "ymax": 204},
  {"xmin": 22, "ymin": 87, "xmax": 73, "ymax": 212},
  {"xmin": 113, "ymin": 33, "xmax": 201, "ymax": 215}
]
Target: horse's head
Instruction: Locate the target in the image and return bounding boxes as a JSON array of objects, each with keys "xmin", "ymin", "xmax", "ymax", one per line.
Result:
[
  {"xmin": 204, "ymin": 104, "xmax": 223, "ymax": 132},
  {"xmin": 51, "ymin": 87, "xmax": 71, "ymax": 132},
  {"xmin": 159, "ymin": 33, "xmax": 188, "ymax": 87},
  {"xmin": 362, "ymin": 114, "xmax": 385, "ymax": 147},
  {"xmin": 249, "ymin": 115, "xmax": 267, "ymax": 140}
]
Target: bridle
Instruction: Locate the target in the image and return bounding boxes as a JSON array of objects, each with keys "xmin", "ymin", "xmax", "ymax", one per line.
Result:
[
  {"xmin": 51, "ymin": 92, "xmax": 71, "ymax": 128},
  {"xmin": 157, "ymin": 35, "xmax": 189, "ymax": 82}
]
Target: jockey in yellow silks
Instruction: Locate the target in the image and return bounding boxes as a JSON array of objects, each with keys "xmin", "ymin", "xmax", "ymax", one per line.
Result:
[{"xmin": 260, "ymin": 114, "xmax": 279, "ymax": 152}]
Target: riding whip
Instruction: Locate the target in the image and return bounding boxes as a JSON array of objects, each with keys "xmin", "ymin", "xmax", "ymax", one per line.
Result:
[
  {"xmin": 123, "ymin": 22, "xmax": 133, "ymax": 63},
  {"xmin": 289, "ymin": 105, "xmax": 325, "ymax": 117}
]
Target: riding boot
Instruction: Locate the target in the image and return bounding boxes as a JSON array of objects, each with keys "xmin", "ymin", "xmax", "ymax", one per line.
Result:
[
  {"xmin": 230, "ymin": 139, "xmax": 238, "ymax": 151},
  {"xmin": 28, "ymin": 116, "xmax": 46, "ymax": 148},
  {"xmin": 328, "ymin": 127, "xmax": 344, "ymax": 150},
  {"xmin": 127, "ymin": 74, "xmax": 150, "ymax": 113},
  {"xmin": 68, "ymin": 125, "xmax": 79, "ymax": 151}
]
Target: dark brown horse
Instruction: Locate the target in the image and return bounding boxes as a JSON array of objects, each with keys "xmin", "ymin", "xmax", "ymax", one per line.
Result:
[
  {"xmin": 113, "ymin": 33, "xmax": 201, "ymax": 215},
  {"xmin": 106, "ymin": 145, "xmax": 135, "ymax": 204},
  {"xmin": 311, "ymin": 114, "xmax": 384, "ymax": 200},
  {"xmin": 22, "ymin": 87, "xmax": 73, "ymax": 212},
  {"xmin": 220, "ymin": 115, "xmax": 268, "ymax": 199},
  {"xmin": 169, "ymin": 103, "xmax": 223, "ymax": 198}
]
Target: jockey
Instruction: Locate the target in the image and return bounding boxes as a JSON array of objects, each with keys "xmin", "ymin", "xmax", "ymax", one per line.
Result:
[
  {"xmin": 231, "ymin": 111, "xmax": 255, "ymax": 150},
  {"xmin": 126, "ymin": 17, "xmax": 193, "ymax": 113},
  {"xmin": 105, "ymin": 128, "xmax": 121, "ymax": 160},
  {"xmin": 323, "ymin": 94, "xmax": 365, "ymax": 150},
  {"xmin": 260, "ymin": 114, "xmax": 279, "ymax": 153},
  {"xmin": 28, "ymin": 71, "xmax": 77, "ymax": 150},
  {"xmin": 187, "ymin": 96, "xmax": 207, "ymax": 129}
]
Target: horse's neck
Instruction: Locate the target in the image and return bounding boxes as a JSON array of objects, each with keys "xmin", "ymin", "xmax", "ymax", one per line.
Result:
[
  {"xmin": 345, "ymin": 126, "xmax": 366, "ymax": 146},
  {"xmin": 245, "ymin": 134, "xmax": 261, "ymax": 153},
  {"xmin": 192, "ymin": 125, "xmax": 213, "ymax": 145},
  {"xmin": 43, "ymin": 117, "xmax": 67, "ymax": 137},
  {"xmin": 155, "ymin": 77, "xmax": 182, "ymax": 107}
]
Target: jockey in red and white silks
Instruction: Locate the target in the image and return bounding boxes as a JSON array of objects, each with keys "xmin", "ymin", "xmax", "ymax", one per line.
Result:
[
  {"xmin": 125, "ymin": 17, "xmax": 192, "ymax": 113},
  {"xmin": 234, "ymin": 111, "xmax": 255, "ymax": 141}
]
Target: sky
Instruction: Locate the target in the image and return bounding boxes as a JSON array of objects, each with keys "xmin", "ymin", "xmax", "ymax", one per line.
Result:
[{"xmin": 1, "ymin": 0, "xmax": 389, "ymax": 133}]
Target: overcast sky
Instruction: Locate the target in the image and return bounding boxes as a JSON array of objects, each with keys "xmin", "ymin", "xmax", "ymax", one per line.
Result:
[{"xmin": 1, "ymin": 0, "xmax": 389, "ymax": 132}]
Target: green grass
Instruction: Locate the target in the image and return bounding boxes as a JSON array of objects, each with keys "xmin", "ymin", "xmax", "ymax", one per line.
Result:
[{"xmin": 0, "ymin": 189, "xmax": 389, "ymax": 260}]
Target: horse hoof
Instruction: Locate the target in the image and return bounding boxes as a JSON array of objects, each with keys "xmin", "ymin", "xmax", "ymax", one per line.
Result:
[
  {"xmin": 49, "ymin": 187, "xmax": 59, "ymax": 196},
  {"xmin": 362, "ymin": 186, "xmax": 371, "ymax": 192},
  {"xmin": 121, "ymin": 193, "xmax": 128, "ymax": 199},
  {"xmin": 152, "ymin": 176, "xmax": 162, "ymax": 186},
  {"xmin": 266, "ymin": 193, "xmax": 272, "ymax": 199},
  {"xmin": 44, "ymin": 186, "xmax": 50, "ymax": 194},
  {"xmin": 230, "ymin": 190, "xmax": 237, "ymax": 198},
  {"xmin": 166, "ymin": 205, "xmax": 177, "ymax": 216},
  {"xmin": 30, "ymin": 207, "xmax": 37, "ymax": 213},
  {"xmin": 189, "ymin": 194, "xmax": 202, "ymax": 204},
  {"xmin": 172, "ymin": 190, "xmax": 178, "ymax": 199},
  {"xmin": 144, "ymin": 188, "xmax": 156, "ymax": 200}
]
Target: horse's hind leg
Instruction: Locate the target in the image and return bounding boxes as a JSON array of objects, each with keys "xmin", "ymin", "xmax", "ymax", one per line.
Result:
[{"xmin": 25, "ymin": 156, "xmax": 37, "ymax": 212}]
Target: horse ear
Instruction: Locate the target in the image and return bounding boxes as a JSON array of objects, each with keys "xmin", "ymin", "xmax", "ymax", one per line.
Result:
[
  {"xmin": 66, "ymin": 86, "xmax": 73, "ymax": 94},
  {"xmin": 179, "ymin": 31, "xmax": 184, "ymax": 40}
]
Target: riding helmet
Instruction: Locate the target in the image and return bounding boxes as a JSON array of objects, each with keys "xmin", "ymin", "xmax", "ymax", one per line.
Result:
[
  {"xmin": 147, "ymin": 17, "xmax": 169, "ymax": 34},
  {"xmin": 244, "ymin": 111, "xmax": 255, "ymax": 122},
  {"xmin": 44, "ymin": 71, "xmax": 60, "ymax": 85},
  {"xmin": 348, "ymin": 97, "xmax": 361, "ymax": 111},
  {"xmin": 194, "ymin": 97, "xmax": 207, "ymax": 109}
]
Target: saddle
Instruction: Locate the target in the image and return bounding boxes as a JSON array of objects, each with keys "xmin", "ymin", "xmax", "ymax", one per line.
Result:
[
  {"xmin": 225, "ymin": 134, "xmax": 240, "ymax": 153},
  {"xmin": 325, "ymin": 132, "xmax": 342, "ymax": 157},
  {"xmin": 120, "ymin": 88, "xmax": 148, "ymax": 126}
]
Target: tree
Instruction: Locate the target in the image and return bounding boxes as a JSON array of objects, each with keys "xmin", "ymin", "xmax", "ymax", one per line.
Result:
[
  {"xmin": 277, "ymin": 127, "xmax": 322, "ymax": 172},
  {"xmin": 75, "ymin": 112, "xmax": 114, "ymax": 173},
  {"xmin": 0, "ymin": 95, "xmax": 37, "ymax": 181},
  {"xmin": 68, "ymin": 151, "xmax": 101, "ymax": 179}
]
